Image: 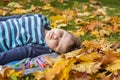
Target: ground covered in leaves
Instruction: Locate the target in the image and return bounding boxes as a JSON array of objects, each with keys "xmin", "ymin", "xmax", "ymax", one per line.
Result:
[{"xmin": 0, "ymin": 0, "xmax": 120, "ymax": 80}]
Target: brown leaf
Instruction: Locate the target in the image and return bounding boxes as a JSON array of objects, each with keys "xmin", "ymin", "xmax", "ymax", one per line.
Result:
[
  {"xmin": 112, "ymin": 23, "xmax": 120, "ymax": 32},
  {"xmin": 58, "ymin": 0, "xmax": 64, "ymax": 4},
  {"xmin": 102, "ymin": 50, "xmax": 120, "ymax": 65},
  {"xmin": 50, "ymin": 7, "xmax": 63, "ymax": 15},
  {"xmin": 0, "ymin": 66, "xmax": 12, "ymax": 79},
  {"xmin": 0, "ymin": 74, "xmax": 3, "ymax": 80},
  {"xmin": 69, "ymin": 71, "xmax": 90, "ymax": 80},
  {"xmin": 89, "ymin": 0, "xmax": 101, "ymax": 5},
  {"xmin": 84, "ymin": 20, "xmax": 102, "ymax": 31},
  {"xmin": 108, "ymin": 72, "xmax": 120, "ymax": 80},
  {"xmin": 111, "ymin": 42, "xmax": 120, "ymax": 50}
]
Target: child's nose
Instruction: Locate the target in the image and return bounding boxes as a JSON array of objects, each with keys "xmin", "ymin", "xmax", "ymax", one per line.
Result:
[{"xmin": 53, "ymin": 34, "xmax": 59, "ymax": 40}]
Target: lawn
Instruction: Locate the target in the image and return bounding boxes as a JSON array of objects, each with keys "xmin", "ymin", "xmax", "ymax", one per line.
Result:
[
  {"xmin": 0, "ymin": 0, "xmax": 120, "ymax": 16},
  {"xmin": 0, "ymin": 0, "xmax": 120, "ymax": 80}
]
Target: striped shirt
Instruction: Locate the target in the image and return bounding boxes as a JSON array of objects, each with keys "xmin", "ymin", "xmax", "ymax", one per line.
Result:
[{"xmin": 0, "ymin": 14, "xmax": 51, "ymax": 52}]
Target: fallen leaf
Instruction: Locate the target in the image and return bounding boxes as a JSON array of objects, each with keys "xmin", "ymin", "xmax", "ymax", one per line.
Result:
[
  {"xmin": 84, "ymin": 20, "xmax": 102, "ymax": 31},
  {"xmin": 7, "ymin": 2, "xmax": 23, "ymax": 8},
  {"xmin": 72, "ymin": 62, "xmax": 102, "ymax": 74},
  {"xmin": 45, "ymin": 58, "xmax": 76, "ymax": 80},
  {"xmin": 99, "ymin": 29, "xmax": 110, "ymax": 37},
  {"xmin": 33, "ymin": 71, "xmax": 45, "ymax": 80},
  {"xmin": 10, "ymin": 8, "xmax": 28, "ymax": 14},
  {"xmin": 102, "ymin": 50, "xmax": 120, "ymax": 65},
  {"xmin": 106, "ymin": 59, "xmax": 120, "ymax": 72},
  {"xmin": 77, "ymin": 52, "xmax": 101, "ymax": 62},
  {"xmin": 42, "ymin": 3, "xmax": 52, "ymax": 10},
  {"xmin": 66, "ymin": 49, "xmax": 83, "ymax": 58}
]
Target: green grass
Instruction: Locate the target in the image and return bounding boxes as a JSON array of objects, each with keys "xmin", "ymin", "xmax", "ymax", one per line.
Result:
[
  {"xmin": 108, "ymin": 32, "xmax": 120, "ymax": 42},
  {"xmin": 99, "ymin": 0, "xmax": 120, "ymax": 16},
  {"xmin": 80, "ymin": 32, "xmax": 96, "ymax": 42},
  {"xmin": 0, "ymin": 0, "xmax": 120, "ymax": 16},
  {"xmin": 0, "ymin": 0, "xmax": 120, "ymax": 42}
]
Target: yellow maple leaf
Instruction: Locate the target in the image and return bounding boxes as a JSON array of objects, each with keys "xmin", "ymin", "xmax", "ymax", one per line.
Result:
[
  {"xmin": 59, "ymin": 57, "xmax": 76, "ymax": 80},
  {"xmin": 10, "ymin": 8, "xmax": 28, "ymax": 14},
  {"xmin": 72, "ymin": 62, "xmax": 102, "ymax": 74},
  {"xmin": 75, "ymin": 31, "xmax": 85, "ymax": 37},
  {"xmin": 0, "ymin": 9, "xmax": 4, "ymax": 16},
  {"xmin": 50, "ymin": 15, "xmax": 66, "ymax": 28},
  {"xmin": 111, "ymin": 16, "xmax": 120, "ymax": 23},
  {"xmin": 91, "ymin": 29, "xmax": 100, "ymax": 38},
  {"xmin": 0, "ymin": 9, "xmax": 8, "ymax": 16},
  {"xmin": 9, "ymin": 69, "xmax": 23, "ymax": 77},
  {"xmin": 7, "ymin": 2, "xmax": 23, "ymax": 8},
  {"xmin": 42, "ymin": 3, "xmax": 52, "ymax": 10},
  {"xmin": 106, "ymin": 59, "xmax": 120, "ymax": 72},
  {"xmin": 77, "ymin": 52, "xmax": 101, "ymax": 62},
  {"xmin": 45, "ymin": 58, "xmax": 76, "ymax": 80},
  {"xmin": 62, "ymin": 9, "xmax": 77, "ymax": 23},
  {"xmin": 33, "ymin": 71, "xmax": 45, "ymax": 80},
  {"xmin": 50, "ymin": 15, "xmax": 64, "ymax": 22},
  {"xmin": 64, "ymin": 49, "xmax": 82, "ymax": 58},
  {"xmin": 45, "ymin": 60, "xmax": 67, "ymax": 80}
]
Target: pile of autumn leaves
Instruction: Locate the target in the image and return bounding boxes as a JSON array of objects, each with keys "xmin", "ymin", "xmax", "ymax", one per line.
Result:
[
  {"xmin": 32, "ymin": 39, "xmax": 120, "ymax": 80},
  {"xmin": 0, "ymin": 39, "xmax": 120, "ymax": 80},
  {"xmin": 0, "ymin": 0, "xmax": 120, "ymax": 80}
]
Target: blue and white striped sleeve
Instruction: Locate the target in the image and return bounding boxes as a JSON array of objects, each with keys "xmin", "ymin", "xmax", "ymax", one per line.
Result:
[{"xmin": 37, "ymin": 14, "xmax": 51, "ymax": 30}]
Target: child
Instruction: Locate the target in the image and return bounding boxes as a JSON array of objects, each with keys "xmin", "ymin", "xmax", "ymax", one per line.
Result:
[{"xmin": 0, "ymin": 14, "xmax": 81, "ymax": 65}]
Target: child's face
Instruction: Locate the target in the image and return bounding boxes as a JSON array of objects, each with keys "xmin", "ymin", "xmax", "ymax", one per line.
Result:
[{"xmin": 45, "ymin": 29, "xmax": 74, "ymax": 53}]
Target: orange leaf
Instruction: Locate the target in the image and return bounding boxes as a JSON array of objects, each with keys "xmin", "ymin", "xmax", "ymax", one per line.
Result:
[
  {"xmin": 102, "ymin": 50, "xmax": 120, "ymax": 65},
  {"xmin": 84, "ymin": 20, "xmax": 102, "ymax": 31}
]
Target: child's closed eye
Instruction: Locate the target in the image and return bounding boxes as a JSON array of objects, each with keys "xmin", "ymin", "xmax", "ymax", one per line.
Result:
[
  {"xmin": 60, "ymin": 34, "xmax": 63, "ymax": 37},
  {"xmin": 56, "ymin": 43, "xmax": 59, "ymax": 47}
]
